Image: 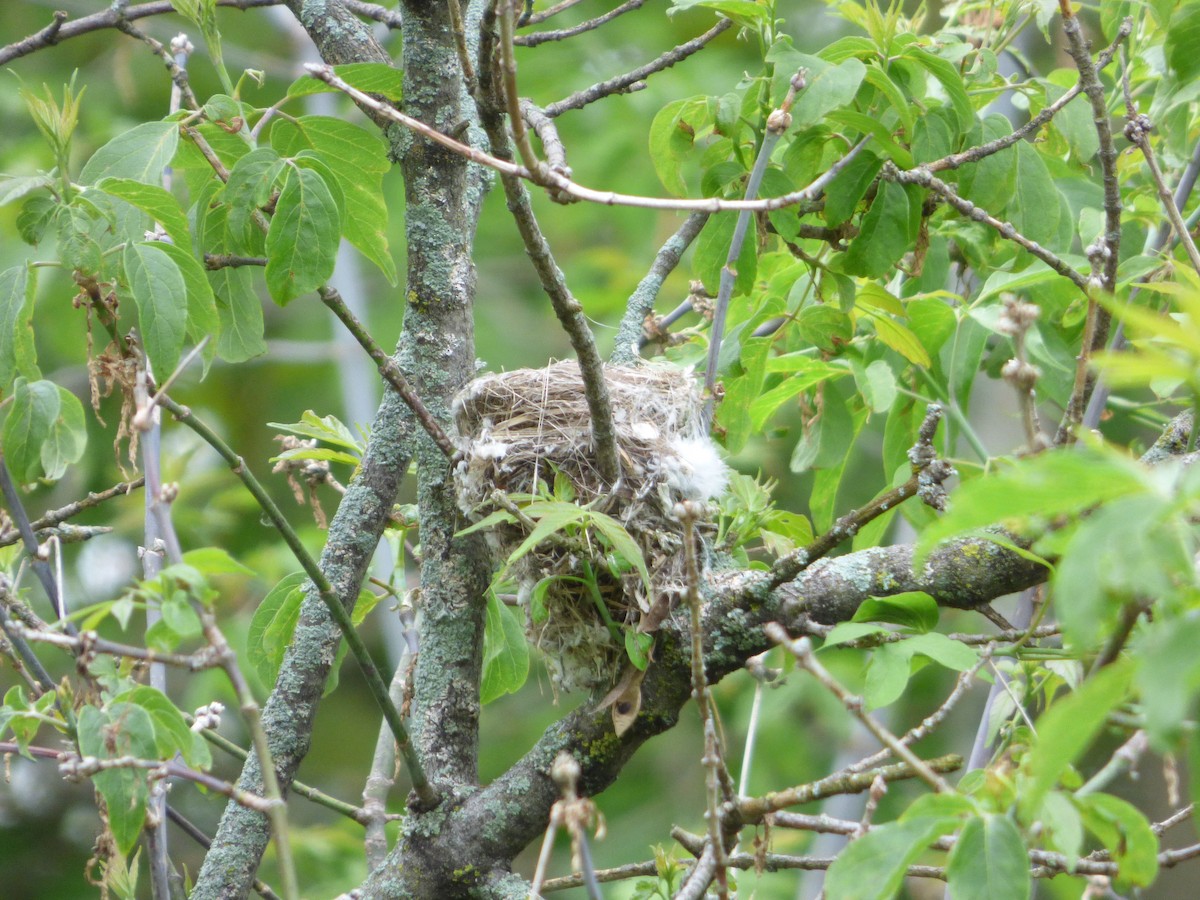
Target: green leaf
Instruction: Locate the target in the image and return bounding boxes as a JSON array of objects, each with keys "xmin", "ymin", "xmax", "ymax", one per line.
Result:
[
  {"xmin": 480, "ymin": 591, "xmax": 529, "ymax": 704},
  {"xmin": 625, "ymin": 630, "xmax": 654, "ymax": 670},
  {"xmin": 1077, "ymin": 793, "xmax": 1159, "ymax": 888},
  {"xmin": 906, "ymin": 296, "xmax": 956, "ymax": 357},
  {"xmin": 1020, "ymin": 660, "xmax": 1134, "ymax": 820},
  {"xmin": 77, "ymin": 704, "xmax": 156, "ymax": 856},
  {"xmin": 823, "ymin": 148, "xmax": 882, "ymax": 226},
  {"xmin": 0, "ymin": 265, "xmax": 39, "ymax": 389},
  {"xmin": 852, "ymin": 591, "xmax": 938, "ymax": 631},
  {"xmin": 271, "ymin": 117, "xmax": 396, "ymax": 284},
  {"xmin": 648, "ymin": 97, "xmax": 707, "ymax": 197},
  {"xmin": 94, "ymin": 177, "xmax": 191, "ymax": 247},
  {"xmin": 864, "ymin": 641, "xmax": 912, "ymax": 709},
  {"xmin": 181, "ymin": 547, "xmax": 255, "ymax": 577},
  {"xmin": 211, "ymin": 265, "xmax": 266, "ymax": 362},
  {"xmin": 17, "ymin": 195, "xmax": 56, "ymax": 245},
  {"xmin": 222, "ymin": 147, "xmax": 281, "ymax": 254},
  {"xmin": 821, "ymin": 621, "xmax": 888, "ymax": 647},
  {"xmin": 1166, "ymin": 2, "xmax": 1200, "ymax": 81},
  {"xmin": 1044, "ymin": 75, "xmax": 1098, "ymax": 161},
  {"xmin": 153, "ymin": 241, "xmax": 219, "ymax": 350},
  {"xmin": 914, "ymin": 449, "xmax": 1146, "ymax": 566},
  {"xmin": 268, "ymin": 410, "xmax": 361, "ymax": 452},
  {"xmin": 588, "ymin": 511, "xmax": 652, "ymax": 593},
  {"xmin": 902, "ymin": 46, "xmax": 972, "ymax": 131},
  {"xmin": 871, "ymin": 314, "xmax": 931, "ymax": 367},
  {"xmin": 123, "ymin": 242, "xmax": 188, "ymax": 378},
  {"xmin": 2, "ymin": 379, "xmax": 84, "ymax": 483},
  {"xmin": 842, "ymin": 180, "xmax": 911, "ymax": 278},
  {"xmin": 786, "ymin": 55, "xmax": 867, "ymax": 130},
  {"xmin": 247, "ymin": 572, "xmax": 308, "ymax": 689},
  {"xmin": 264, "ymin": 165, "xmax": 341, "ymax": 304},
  {"xmin": 750, "ymin": 357, "xmax": 848, "ymax": 430},
  {"xmin": 1136, "ymin": 615, "xmax": 1200, "ymax": 748},
  {"xmin": 80, "ymin": 121, "xmax": 179, "ymax": 186},
  {"xmin": 39, "ymin": 385, "xmax": 87, "ymax": 481},
  {"xmin": 957, "ymin": 115, "xmax": 1018, "ymax": 213},
  {"xmin": 824, "ymin": 817, "xmax": 958, "ymax": 900},
  {"xmin": 693, "ymin": 211, "xmax": 757, "ymax": 296},
  {"xmin": 112, "ymin": 685, "xmax": 211, "ymax": 769},
  {"xmin": 287, "ymin": 62, "xmax": 405, "ymax": 101},
  {"xmin": 668, "ymin": 0, "xmax": 768, "ymax": 28},
  {"xmin": 946, "ymin": 815, "xmax": 1031, "ymax": 900},
  {"xmin": 1008, "ymin": 142, "xmax": 1062, "ymax": 248}
]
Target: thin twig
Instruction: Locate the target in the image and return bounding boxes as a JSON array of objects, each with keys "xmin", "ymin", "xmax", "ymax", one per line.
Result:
[
  {"xmin": 307, "ymin": 64, "xmax": 874, "ymax": 213},
  {"xmin": 522, "ymin": 0, "xmax": 587, "ymax": 26},
  {"xmin": 704, "ymin": 70, "xmax": 806, "ymax": 423},
  {"xmin": 156, "ymin": 394, "xmax": 438, "ymax": 809},
  {"xmin": 543, "ymin": 19, "xmax": 732, "ymax": 118},
  {"xmin": 923, "ymin": 19, "xmax": 1131, "ymax": 175},
  {"xmin": 478, "ymin": 18, "xmax": 621, "ymax": 485},
  {"xmin": 164, "ymin": 807, "xmax": 282, "ymax": 900},
  {"xmin": 767, "ymin": 627, "xmax": 954, "ymax": 792},
  {"xmin": 769, "ymin": 404, "xmax": 950, "ymax": 589},
  {"xmin": 0, "ymin": 478, "xmax": 143, "ymax": 548},
  {"xmin": 612, "ymin": 214, "xmax": 708, "ymax": 364},
  {"xmin": 515, "ymin": 0, "xmax": 644, "ymax": 46},
  {"xmin": 886, "ymin": 163, "xmax": 1089, "ymax": 291},
  {"xmin": 0, "ymin": 0, "xmax": 402, "ymax": 66},
  {"xmin": 1120, "ymin": 50, "xmax": 1200, "ymax": 272},
  {"xmin": 319, "ymin": 287, "xmax": 457, "ymax": 458},
  {"xmin": 737, "ymin": 753, "xmax": 962, "ymax": 821}
]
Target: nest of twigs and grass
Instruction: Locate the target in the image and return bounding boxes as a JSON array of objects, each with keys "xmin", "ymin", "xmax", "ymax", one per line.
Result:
[{"xmin": 453, "ymin": 361, "xmax": 728, "ymax": 693}]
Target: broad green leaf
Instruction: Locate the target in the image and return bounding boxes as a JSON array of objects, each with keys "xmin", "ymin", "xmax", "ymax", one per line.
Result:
[
  {"xmin": 693, "ymin": 211, "xmax": 757, "ymax": 296},
  {"xmin": 1077, "ymin": 794, "xmax": 1159, "ymax": 888},
  {"xmin": 222, "ymin": 147, "xmax": 281, "ymax": 254},
  {"xmin": 181, "ymin": 547, "xmax": 256, "ymax": 576},
  {"xmin": 946, "ymin": 815, "xmax": 1031, "ymax": 900},
  {"xmin": 751, "ymin": 358, "xmax": 848, "ymax": 429},
  {"xmin": 914, "ymin": 449, "xmax": 1146, "ymax": 565},
  {"xmin": 1136, "ymin": 615, "xmax": 1200, "ymax": 748},
  {"xmin": 807, "ymin": 404, "xmax": 868, "ymax": 529},
  {"xmin": 0, "ymin": 266, "xmax": 39, "ymax": 389},
  {"xmin": 3, "ymin": 378, "xmax": 58, "ymax": 483},
  {"xmin": 123, "ymin": 242, "xmax": 188, "ymax": 378},
  {"xmin": 717, "ymin": 337, "xmax": 770, "ymax": 452},
  {"xmin": 153, "ymin": 241, "xmax": 219, "ymax": 350},
  {"xmin": 264, "ymin": 165, "xmax": 341, "ymax": 304},
  {"xmin": 211, "ymin": 265, "xmax": 266, "ymax": 362},
  {"xmin": 271, "ymin": 117, "xmax": 396, "ymax": 284},
  {"xmin": 796, "ymin": 304, "xmax": 854, "ymax": 353},
  {"xmin": 1166, "ymin": 2, "xmax": 1200, "ymax": 81},
  {"xmin": 94, "ymin": 178, "xmax": 191, "ymax": 247},
  {"xmin": 863, "ymin": 63, "xmax": 914, "ymax": 135},
  {"xmin": 112, "ymin": 685, "xmax": 211, "ymax": 769},
  {"xmin": 823, "ymin": 149, "xmax": 883, "ymax": 226},
  {"xmin": 821, "ymin": 621, "xmax": 889, "ymax": 647},
  {"xmin": 648, "ymin": 97, "xmax": 708, "ymax": 197},
  {"xmin": 957, "ymin": 115, "xmax": 1018, "ymax": 213},
  {"xmin": 871, "ymin": 314, "xmax": 932, "ymax": 367},
  {"xmin": 852, "ymin": 591, "xmax": 938, "ymax": 632},
  {"xmin": 1008, "ymin": 142, "xmax": 1061, "ymax": 248},
  {"xmin": 907, "ymin": 297, "xmax": 956, "ymax": 357},
  {"xmin": 480, "ymin": 590, "xmax": 530, "ymax": 703},
  {"xmin": 247, "ymin": 572, "xmax": 308, "ymax": 689},
  {"xmin": 903, "ymin": 631, "xmax": 978, "ymax": 671},
  {"xmin": 268, "ymin": 410, "xmax": 361, "ymax": 452},
  {"xmin": 38, "ymin": 384, "xmax": 86, "ymax": 482},
  {"xmin": 864, "ymin": 641, "xmax": 912, "ymax": 709},
  {"xmin": 842, "ymin": 180, "xmax": 911, "ymax": 277},
  {"xmin": 625, "ymin": 629, "xmax": 654, "ymax": 670},
  {"xmin": 902, "ymin": 46, "xmax": 972, "ymax": 130},
  {"xmin": 80, "ymin": 120, "xmax": 179, "ymax": 185},
  {"xmin": 825, "ymin": 108, "xmax": 915, "ymax": 168},
  {"xmin": 590, "ymin": 511, "xmax": 652, "ymax": 592},
  {"xmin": 0, "ymin": 174, "xmax": 54, "ymax": 208},
  {"xmin": 668, "ymin": 0, "xmax": 768, "ymax": 27},
  {"xmin": 287, "ymin": 62, "xmax": 405, "ymax": 101},
  {"xmin": 16, "ymin": 195, "xmax": 56, "ymax": 245},
  {"xmin": 912, "ymin": 107, "xmax": 956, "ymax": 164},
  {"xmin": 790, "ymin": 379, "xmax": 857, "ymax": 474},
  {"xmin": 783, "ymin": 54, "xmax": 867, "ymax": 130},
  {"xmin": 855, "ymin": 359, "xmax": 897, "ymax": 412},
  {"xmin": 1044, "ymin": 75, "xmax": 1098, "ymax": 162},
  {"xmin": 1020, "ymin": 659, "xmax": 1134, "ymax": 820},
  {"xmin": 824, "ymin": 817, "xmax": 958, "ymax": 900},
  {"xmin": 77, "ymin": 703, "xmax": 156, "ymax": 856}
]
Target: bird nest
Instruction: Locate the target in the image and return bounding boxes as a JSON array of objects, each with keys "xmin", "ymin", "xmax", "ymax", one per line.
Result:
[{"xmin": 453, "ymin": 361, "xmax": 728, "ymax": 693}]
